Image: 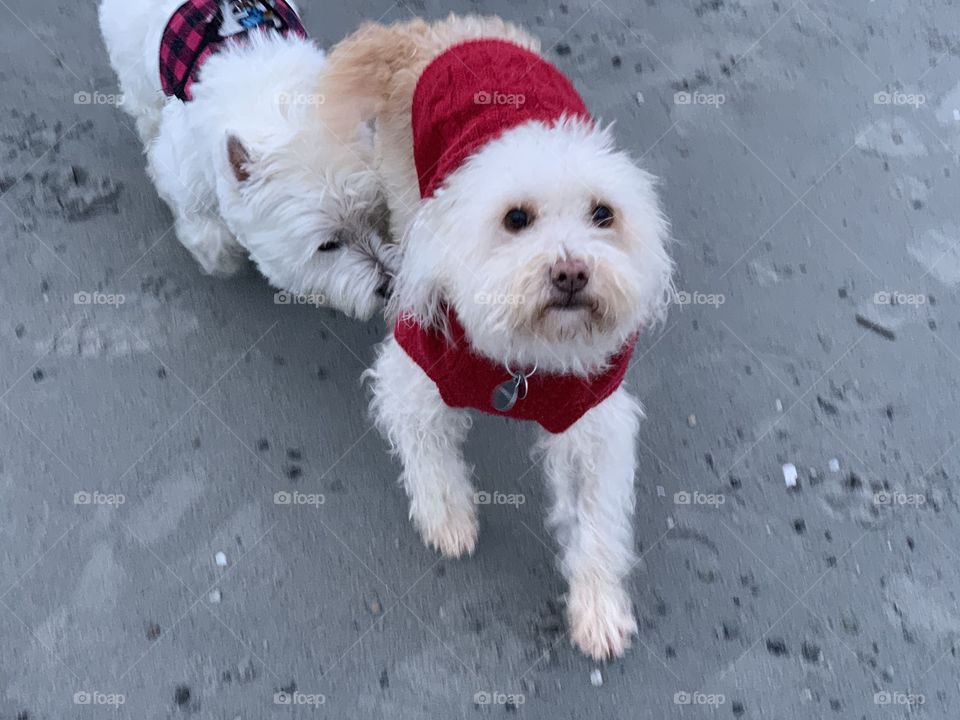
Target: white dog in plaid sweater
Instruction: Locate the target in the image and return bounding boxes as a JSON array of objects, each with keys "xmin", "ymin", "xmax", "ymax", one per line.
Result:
[{"xmin": 99, "ymin": 0, "xmax": 395, "ymax": 319}]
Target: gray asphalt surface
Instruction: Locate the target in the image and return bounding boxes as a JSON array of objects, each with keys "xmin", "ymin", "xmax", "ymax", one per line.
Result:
[{"xmin": 2, "ymin": 0, "xmax": 960, "ymax": 718}]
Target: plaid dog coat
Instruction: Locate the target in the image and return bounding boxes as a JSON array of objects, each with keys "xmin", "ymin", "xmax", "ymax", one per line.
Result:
[{"xmin": 160, "ymin": 0, "xmax": 307, "ymax": 101}]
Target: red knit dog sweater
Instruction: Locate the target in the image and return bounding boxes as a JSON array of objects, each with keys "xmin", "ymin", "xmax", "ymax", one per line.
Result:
[
  {"xmin": 396, "ymin": 310, "xmax": 637, "ymax": 434},
  {"xmin": 396, "ymin": 39, "xmax": 635, "ymax": 433},
  {"xmin": 412, "ymin": 39, "xmax": 590, "ymax": 199}
]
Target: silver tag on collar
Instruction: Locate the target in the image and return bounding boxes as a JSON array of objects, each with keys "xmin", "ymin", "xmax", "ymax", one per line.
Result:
[{"xmin": 492, "ymin": 373, "xmax": 529, "ymax": 413}]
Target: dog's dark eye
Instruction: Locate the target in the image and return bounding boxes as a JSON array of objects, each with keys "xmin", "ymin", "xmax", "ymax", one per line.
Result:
[
  {"xmin": 503, "ymin": 207, "xmax": 533, "ymax": 232},
  {"xmin": 317, "ymin": 240, "xmax": 342, "ymax": 252},
  {"xmin": 591, "ymin": 203, "xmax": 615, "ymax": 228}
]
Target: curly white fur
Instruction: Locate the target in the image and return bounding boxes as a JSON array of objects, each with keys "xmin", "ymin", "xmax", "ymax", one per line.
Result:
[{"xmin": 344, "ymin": 14, "xmax": 675, "ymax": 660}]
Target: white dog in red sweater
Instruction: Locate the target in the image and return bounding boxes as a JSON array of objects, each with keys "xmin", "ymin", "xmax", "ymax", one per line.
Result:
[
  {"xmin": 99, "ymin": 0, "xmax": 394, "ymax": 319},
  {"xmin": 331, "ymin": 16, "xmax": 673, "ymax": 660}
]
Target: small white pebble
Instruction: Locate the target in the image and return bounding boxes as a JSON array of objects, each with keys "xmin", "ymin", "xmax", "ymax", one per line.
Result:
[
  {"xmin": 656, "ymin": 485, "xmax": 665, "ymax": 497},
  {"xmin": 954, "ymin": 108, "xmax": 960, "ymax": 121},
  {"xmin": 829, "ymin": 458, "xmax": 841, "ymax": 473},
  {"xmin": 775, "ymin": 399, "xmax": 783, "ymax": 413},
  {"xmin": 214, "ymin": 551, "xmax": 227, "ymax": 567},
  {"xmin": 590, "ymin": 668, "xmax": 603, "ymax": 687},
  {"xmin": 666, "ymin": 516, "xmax": 676, "ymax": 529},
  {"xmin": 635, "ymin": 92, "xmax": 645, "ymax": 106},
  {"xmin": 783, "ymin": 463, "xmax": 798, "ymax": 487},
  {"xmin": 209, "ymin": 589, "xmax": 222, "ymax": 603},
  {"xmin": 687, "ymin": 414, "xmax": 697, "ymax": 428}
]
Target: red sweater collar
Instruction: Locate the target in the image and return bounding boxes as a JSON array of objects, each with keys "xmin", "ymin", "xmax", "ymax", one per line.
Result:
[
  {"xmin": 411, "ymin": 38, "xmax": 591, "ymax": 199},
  {"xmin": 394, "ymin": 310, "xmax": 636, "ymax": 434}
]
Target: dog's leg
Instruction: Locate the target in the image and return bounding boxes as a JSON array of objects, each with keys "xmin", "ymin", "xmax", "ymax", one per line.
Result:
[
  {"xmin": 172, "ymin": 212, "xmax": 247, "ymax": 276},
  {"xmin": 540, "ymin": 387, "xmax": 641, "ymax": 660},
  {"xmin": 148, "ymin": 129, "xmax": 246, "ymax": 276},
  {"xmin": 368, "ymin": 337, "xmax": 478, "ymax": 558}
]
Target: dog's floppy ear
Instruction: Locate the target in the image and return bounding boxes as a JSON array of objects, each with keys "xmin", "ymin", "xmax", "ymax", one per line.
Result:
[{"xmin": 226, "ymin": 134, "xmax": 253, "ymax": 183}]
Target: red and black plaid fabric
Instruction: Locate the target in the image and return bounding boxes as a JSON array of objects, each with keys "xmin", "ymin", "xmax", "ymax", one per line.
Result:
[{"xmin": 160, "ymin": 0, "xmax": 307, "ymax": 102}]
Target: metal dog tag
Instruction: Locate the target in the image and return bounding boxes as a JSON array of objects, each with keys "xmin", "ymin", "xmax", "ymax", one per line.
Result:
[
  {"xmin": 491, "ymin": 373, "xmax": 529, "ymax": 412},
  {"xmin": 492, "ymin": 375, "xmax": 521, "ymax": 412}
]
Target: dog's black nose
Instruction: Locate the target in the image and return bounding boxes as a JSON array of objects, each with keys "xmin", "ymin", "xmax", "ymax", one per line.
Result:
[{"xmin": 550, "ymin": 259, "xmax": 590, "ymax": 294}]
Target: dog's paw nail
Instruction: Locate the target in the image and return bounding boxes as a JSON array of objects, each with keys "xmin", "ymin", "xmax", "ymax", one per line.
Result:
[
  {"xmin": 421, "ymin": 507, "xmax": 479, "ymax": 558},
  {"xmin": 567, "ymin": 581, "xmax": 637, "ymax": 660}
]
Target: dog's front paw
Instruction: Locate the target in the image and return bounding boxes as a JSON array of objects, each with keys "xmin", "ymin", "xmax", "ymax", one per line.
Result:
[
  {"xmin": 567, "ymin": 578, "xmax": 637, "ymax": 661},
  {"xmin": 416, "ymin": 501, "xmax": 479, "ymax": 559}
]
